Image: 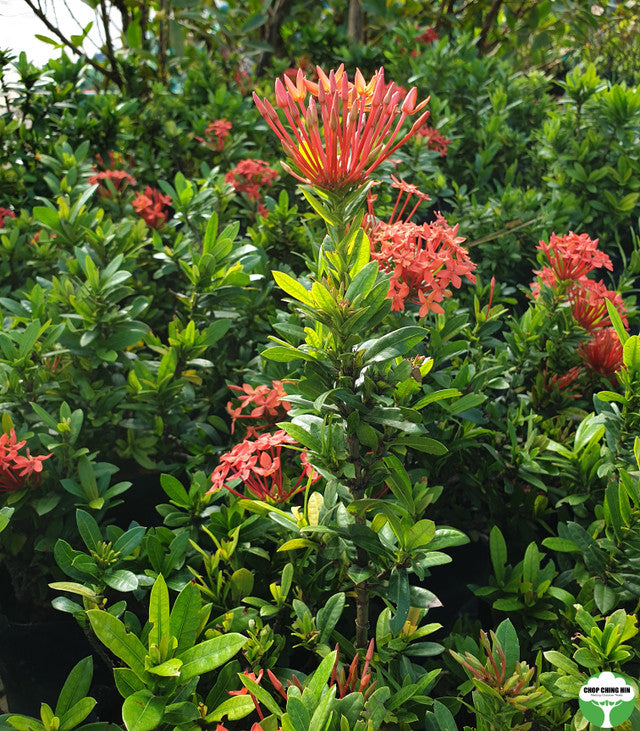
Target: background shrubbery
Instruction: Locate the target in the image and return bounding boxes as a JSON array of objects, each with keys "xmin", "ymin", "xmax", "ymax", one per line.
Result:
[{"xmin": 1, "ymin": 1, "xmax": 640, "ymax": 729}]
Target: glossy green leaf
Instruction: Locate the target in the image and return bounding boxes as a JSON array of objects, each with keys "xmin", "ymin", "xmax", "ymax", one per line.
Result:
[
  {"xmin": 87, "ymin": 610, "xmax": 148, "ymax": 680},
  {"xmin": 55, "ymin": 656, "xmax": 93, "ymax": 718},
  {"xmin": 179, "ymin": 633, "xmax": 247, "ymax": 680},
  {"xmin": 122, "ymin": 690, "xmax": 165, "ymax": 731},
  {"xmin": 149, "ymin": 574, "xmax": 170, "ymax": 650}
]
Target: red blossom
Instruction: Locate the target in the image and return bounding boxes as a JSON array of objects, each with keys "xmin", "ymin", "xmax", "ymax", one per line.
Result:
[
  {"xmin": 534, "ymin": 232, "xmax": 612, "ymax": 283},
  {"xmin": 579, "ymin": 329, "xmax": 624, "ymax": 378},
  {"xmin": 253, "ymin": 64, "xmax": 430, "ymax": 193},
  {"xmin": 88, "ymin": 169, "xmax": 137, "ymax": 197},
  {"xmin": 0, "ymin": 430, "xmax": 52, "ymax": 493},
  {"xmin": 0, "ymin": 207, "xmax": 15, "ymax": 228},
  {"xmin": 416, "ymin": 27, "xmax": 439, "ymax": 44},
  {"xmin": 568, "ymin": 279, "xmax": 628, "ymax": 332},
  {"xmin": 132, "ymin": 187, "xmax": 172, "ymax": 229},
  {"xmin": 417, "ymin": 124, "xmax": 451, "ymax": 156},
  {"xmin": 227, "ymin": 380, "xmax": 291, "ymax": 435},
  {"xmin": 196, "ymin": 118, "xmax": 232, "ymax": 152},
  {"xmin": 225, "ymin": 159, "xmax": 278, "ymax": 211},
  {"xmin": 366, "ymin": 181, "xmax": 475, "ymax": 315},
  {"xmin": 208, "ymin": 430, "xmax": 319, "ymax": 503}
]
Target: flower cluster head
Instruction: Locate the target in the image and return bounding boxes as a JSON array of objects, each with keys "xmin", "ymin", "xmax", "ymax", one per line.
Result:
[
  {"xmin": 416, "ymin": 27, "xmax": 439, "ymax": 44},
  {"xmin": 531, "ymin": 231, "xmax": 627, "ymax": 379},
  {"xmin": 89, "ymin": 169, "xmax": 137, "ymax": 197},
  {"xmin": 227, "ymin": 380, "xmax": 291, "ymax": 436},
  {"xmin": 253, "ymin": 64, "xmax": 430, "ymax": 193},
  {"xmin": 0, "ymin": 430, "xmax": 52, "ymax": 493},
  {"xmin": 225, "ymin": 158, "xmax": 278, "ymax": 216},
  {"xmin": 579, "ymin": 329, "xmax": 624, "ymax": 379},
  {"xmin": 196, "ymin": 118, "xmax": 232, "ymax": 152},
  {"xmin": 367, "ymin": 177, "xmax": 475, "ymax": 315},
  {"xmin": 417, "ymin": 124, "xmax": 451, "ymax": 156},
  {"xmin": 534, "ymin": 231, "xmax": 612, "ymax": 284},
  {"xmin": 208, "ymin": 430, "xmax": 318, "ymax": 503},
  {"xmin": 132, "ymin": 187, "xmax": 172, "ymax": 229},
  {"xmin": 0, "ymin": 207, "xmax": 15, "ymax": 228}
]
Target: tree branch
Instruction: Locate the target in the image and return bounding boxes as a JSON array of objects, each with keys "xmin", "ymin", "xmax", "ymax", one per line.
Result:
[{"xmin": 20, "ymin": 0, "xmax": 122, "ymax": 88}]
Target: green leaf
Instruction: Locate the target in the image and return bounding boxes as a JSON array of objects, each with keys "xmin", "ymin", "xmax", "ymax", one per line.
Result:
[
  {"xmin": 542, "ymin": 537, "xmax": 580, "ymax": 552},
  {"xmin": 605, "ymin": 299, "xmax": 628, "ymax": 344},
  {"xmin": 414, "ymin": 388, "xmax": 461, "ymax": 410},
  {"xmin": 149, "ymin": 574, "xmax": 170, "ymax": 650},
  {"xmin": 170, "ymin": 581, "xmax": 202, "ymax": 656},
  {"xmin": 58, "ymin": 696, "xmax": 96, "ymax": 731},
  {"xmin": 543, "ymin": 650, "xmax": 581, "ymax": 676},
  {"xmin": 239, "ymin": 674, "xmax": 282, "ymax": 717},
  {"xmin": 391, "ymin": 436, "xmax": 447, "ymax": 455},
  {"xmin": 76, "ymin": 509, "xmax": 102, "ymax": 552},
  {"xmin": 104, "ymin": 569, "xmax": 138, "ymax": 592},
  {"xmin": 623, "ymin": 335, "xmax": 640, "ymax": 374},
  {"xmin": 272, "ymin": 271, "xmax": 313, "ymax": 305},
  {"xmin": 495, "ymin": 620, "xmax": 519, "ymax": 677},
  {"xmin": 122, "ymin": 690, "xmax": 165, "ymax": 731},
  {"xmin": 55, "ymin": 656, "xmax": 93, "ymax": 718},
  {"xmin": 360, "ymin": 327, "xmax": 427, "ymax": 365},
  {"xmin": 317, "ymin": 593, "xmax": 345, "ymax": 645},
  {"xmin": 87, "ymin": 610, "xmax": 148, "ymax": 680},
  {"xmin": 345, "ymin": 260, "xmax": 378, "ymax": 301},
  {"xmin": 594, "ymin": 581, "xmax": 616, "ymax": 614},
  {"xmin": 306, "ymin": 651, "xmax": 338, "ymax": 703},
  {"xmin": 160, "ymin": 473, "xmax": 190, "ymax": 506},
  {"xmin": 489, "ymin": 526, "xmax": 507, "ymax": 584},
  {"xmin": 389, "ymin": 567, "xmax": 411, "ymax": 634},
  {"xmin": 179, "ymin": 633, "xmax": 247, "ymax": 680},
  {"xmin": 262, "ymin": 346, "xmax": 314, "ymax": 363},
  {"xmin": 207, "ymin": 694, "xmax": 255, "ymax": 723},
  {"xmin": 277, "ymin": 538, "xmax": 316, "ymax": 551}
]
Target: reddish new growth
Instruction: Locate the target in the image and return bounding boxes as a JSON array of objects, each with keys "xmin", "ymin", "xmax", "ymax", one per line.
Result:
[
  {"xmin": 417, "ymin": 124, "xmax": 451, "ymax": 156},
  {"xmin": 196, "ymin": 119, "xmax": 232, "ymax": 152},
  {"xmin": 543, "ymin": 365, "xmax": 583, "ymax": 399},
  {"xmin": 0, "ymin": 208, "xmax": 15, "ymax": 228},
  {"xmin": 208, "ymin": 430, "xmax": 318, "ymax": 503},
  {"xmin": 367, "ymin": 177, "xmax": 475, "ymax": 315},
  {"xmin": 225, "ymin": 159, "xmax": 278, "ymax": 216},
  {"xmin": 579, "ymin": 329, "xmax": 624, "ymax": 379},
  {"xmin": 0, "ymin": 430, "xmax": 52, "ymax": 493},
  {"xmin": 227, "ymin": 380, "xmax": 291, "ymax": 436},
  {"xmin": 253, "ymin": 64, "xmax": 430, "ymax": 193},
  {"xmin": 132, "ymin": 187, "xmax": 172, "ymax": 229},
  {"xmin": 229, "ymin": 669, "xmax": 265, "ymax": 720}
]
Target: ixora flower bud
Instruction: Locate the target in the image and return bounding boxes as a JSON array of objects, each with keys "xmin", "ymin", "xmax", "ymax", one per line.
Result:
[{"xmin": 253, "ymin": 65, "xmax": 430, "ymax": 193}]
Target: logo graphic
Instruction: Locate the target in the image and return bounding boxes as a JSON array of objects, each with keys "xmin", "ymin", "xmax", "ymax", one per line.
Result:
[{"xmin": 579, "ymin": 671, "xmax": 636, "ymax": 728}]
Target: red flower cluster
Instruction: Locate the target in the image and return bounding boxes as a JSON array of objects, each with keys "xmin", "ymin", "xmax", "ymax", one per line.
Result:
[
  {"xmin": 568, "ymin": 278, "xmax": 628, "ymax": 332},
  {"xmin": 417, "ymin": 124, "xmax": 451, "ymax": 156},
  {"xmin": 416, "ymin": 27, "xmax": 439, "ymax": 44},
  {"xmin": 132, "ymin": 187, "xmax": 172, "ymax": 229},
  {"xmin": 531, "ymin": 231, "xmax": 627, "ymax": 380},
  {"xmin": 89, "ymin": 169, "xmax": 137, "ymax": 197},
  {"xmin": 195, "ymin": 118, "xmax": 232, "ymax": 152},
  {"xmin": 253, "ymin": 64, "xmax": 430, "ymax": 192},
  {"xmin": 227, "ymin": 380, "xmax": 291, "ymax": 435},
  {"xmin": 579, "ymin": 329, "xmax": 624, "ymax": 379},
  {"xmin": 534, "ymin": 232, "xmax": 612, "ymax": 284},
  {"xmin": 0, "ymin": 207, "xmax": 15, "ymax": 228},
  {"xmin": 225, "ymin": 159, "xmax": 278, "ymax": 215},
  {"xmin": 0, "ymin": 430, "xmax": 52, "ymax": 493},
  {"xmin": 208, "ymin": 430, "xmax": 318, "ymax": 503},
  {"xmin": 367, "ymin": 177, "xmax": 475, "ymax": 315}
]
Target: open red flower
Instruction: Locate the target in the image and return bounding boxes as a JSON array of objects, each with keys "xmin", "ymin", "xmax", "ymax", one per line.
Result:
[
  {"xmin": 132, "ymin": 187, "xmax": 172, "ymax": 229},
  {"xmin": 196, "ymin": 118, "xmax": 232, "ymax": 152},
  {"xmin": 568, "ymin": 279, "xmax": 628, "ymax": 332},
  {"xmin": 227, "ymin": 380, "xmax": 291, "ymax": 435},
  {"xmin": 208, "ymin": 430, "xmax": 318, "ymax": 503},
  {"xmin": 0, "ymin": 207, "xmax": 15, "ymax": 228},
  {"xmin": 0, "ymin": 430, "xmax": 52, "ymax": 493},
  {"xmin": 366, "ymin": 180, "xmax": 475, "ymax": 315},
  {"xmin": 253, "ymin": 65, "xmax": 430, "ymax": 193},
  {"xmin": 225, "ymin": 159, "xmax": 278, "ymax": 204},
  {"xmin": 579, "ymin": 329, "xmax": 623, "ymax": 378},
  {"xmin": 534, "ymin": 232, "xmax": 612, "ymax": 284}
]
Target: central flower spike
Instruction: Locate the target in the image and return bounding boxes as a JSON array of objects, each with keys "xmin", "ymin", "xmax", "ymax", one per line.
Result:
[{"xmin": 253, "ymin": 65, "xmax": 430, "ymax": 193}]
